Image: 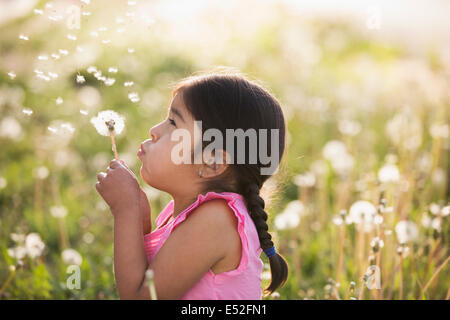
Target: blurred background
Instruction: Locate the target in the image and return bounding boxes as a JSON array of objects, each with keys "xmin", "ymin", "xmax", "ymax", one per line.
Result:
[{"xmin": 0, "ymin": 0, "xmax": 448, "ymax": 299}]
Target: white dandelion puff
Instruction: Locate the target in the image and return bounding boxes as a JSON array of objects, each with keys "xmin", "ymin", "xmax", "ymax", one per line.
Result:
[
  {"xmin": 62, "ymin": 248, "xmax": 82, "ymax": 266},
  {"xmin": 274, "ymin": 200, "xmax": 304, "ymax": 230},
  {"xmin": 25, "ymin": 233, "xmax": 46, "ymax": 259},
  {"xmin": 34, "ymin": 166, "xmax": 49, "ymax": 179},
  {"xmin": 395, "ymin": 220, "xmax": 419, "ymax": 244},
  {"xmin": 19, "ymin": 34, "xmax": 29, "ymax": 41},
  {"xmin": 90, "ymin": 110, "xmax": 125, "ymax": 160},
  {"xmin": 50, "ymin": 205, "xmax": 68, "ymax": 218},
  {"xmin": 124, "ymin": 81, "xmax": 134, "ymax": 87},
  {"xmin": 378, "ymin": 163, "xmax": 400, "ymax": 183},
  {"xmin": 108, "ymin": 67, "xmax": 118, "ymax": 73},
  {"xmin": 347, "ymin": 200, "xmax": 377, "ymax": 232}
]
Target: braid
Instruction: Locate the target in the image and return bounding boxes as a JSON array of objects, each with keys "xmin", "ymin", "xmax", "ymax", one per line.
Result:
[
  {"xmin": 244, "ymin": 183, "xmax": 273, "ymax": 251},
  {"xmin": 242, "ymin": 181, "xmax": 288, "ymax": 297}
]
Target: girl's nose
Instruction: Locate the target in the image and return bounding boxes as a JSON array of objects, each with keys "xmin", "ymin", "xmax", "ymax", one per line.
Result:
[{"xmin": 149, "ymin": 126, "xmax": 158, "ymax": 142}]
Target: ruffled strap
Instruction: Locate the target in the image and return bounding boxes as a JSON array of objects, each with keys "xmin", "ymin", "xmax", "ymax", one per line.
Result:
[{"xmin": 154, "ymin": 200, "xmax": 174, "ymax": 228}]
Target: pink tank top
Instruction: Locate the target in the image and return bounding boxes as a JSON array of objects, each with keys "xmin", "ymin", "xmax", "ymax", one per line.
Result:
[{"xmin": 143, "ymin": 191, "xmax": 264, "ymax": 299}]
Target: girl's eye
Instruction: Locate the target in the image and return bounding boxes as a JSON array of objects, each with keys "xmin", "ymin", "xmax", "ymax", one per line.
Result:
[{"xmin": 168, "ymin": 118, "xmax": 176, "ymax": 126}]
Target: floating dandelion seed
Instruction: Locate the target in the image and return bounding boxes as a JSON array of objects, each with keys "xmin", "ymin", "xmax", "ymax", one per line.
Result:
[
  {"xmin": 67, "ymin": 34, "xmax": 77, "ymax": 41},
  {"xmin": 128, "ymin": 92, "xmax": 140, "ymax": 103},
  {"xmin": 76, "ymin": 75, "xmax": 86, "ymax": 84},
  {"xmin": 22, "ymin": 108, "xmax": 33, "ymax": 116},
  {"xmin": 87, "ymin": 66, "xmax": 97, "ymax": 73},
  {"xmin": 34, "ymin": 9, "xmax": 43, "ymax": 15},
  {"xmin": 38, "ymin": 54, "xmax": 49, "ymax": 60},
  {"xmin": 48, "ymin": 72, "xmax": 58, "ymax": 79},
  {"xmin": 51, "ymin": 53, "xmax": 60, "ymax": 60},
  {"xmin": 8, "ymin": 71, "xmax": 16, "ymax": 79},
  {"xmin": 127, "ymin": 47, "xmax": 135, "ymax": 53},
  {"xmin": 80, "ymin": 109, "xmax": 88, "ymax": 115},
  {"xmin": 104, "ymin": 78, "xmax": 115, "ymax": 86},
  {"xmin": 108, "ymin": 67, "xmax": 118, "ymax": 73},
  {"xmin": 81, "ymin": 0, "xmax": 91, "ymax": 4},
  {"xmin": 19, "ymin": 34, "xmax": 29, "ymax": 41},
  {"xmin": 58, "ymin": 49, "xmax": 69, "ymax": 56},
  {"xmin": 56, "ymin": 97, "xmax": 63, "ymax": 105},
  {"xmin": 48, "ymin": 15, "xmax": 63, "ymax": 21},
  {"xmin": 124, "ymin": 81, "xmax": 134, "ymax": 87},
  {"xmin": 90, "ymin": 110, "xmax": 125, "ymax": 160},
  {"xmin": 82, "ymin": 11, "xmax": 91, "ymax": 16}
]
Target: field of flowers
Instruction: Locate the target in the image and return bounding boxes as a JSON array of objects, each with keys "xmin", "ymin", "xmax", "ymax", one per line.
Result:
[{"xmin": 0, "ymin": 0, "xmax": 448, "ymax": 299}]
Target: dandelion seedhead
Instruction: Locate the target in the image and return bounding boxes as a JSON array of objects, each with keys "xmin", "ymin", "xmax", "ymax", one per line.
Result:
[
  {"xmin": 90, "ymin": 110, "xmax": 125, "ymax": 160},
  {"xmin": 90, "ymin": 110, "xmax": 125, "ymax": 136}
]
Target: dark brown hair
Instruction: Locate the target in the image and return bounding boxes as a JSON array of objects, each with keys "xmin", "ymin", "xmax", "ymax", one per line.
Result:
[{"xmin": 171, "ymin": 67, "xmax": 288, "ymax": 297}]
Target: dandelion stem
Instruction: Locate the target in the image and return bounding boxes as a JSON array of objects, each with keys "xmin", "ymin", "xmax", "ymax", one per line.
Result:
[
  {"xmin": 399, "ymin": 256, "xmax": 403, "ymax": 300},
  {"xmin": 422, "ymin": 255, "xmax": 449, "ymax": 298},
  {"xmin": 0, "ymin": 267, "xmax": 16, "ymax": 296},
  {"xmin": 336, "ymin": 224, "xmax": 345, "ymax": 285},
  {"xmin": 110, "ymin": 131, "xmax": 119, "ymax": 160}
]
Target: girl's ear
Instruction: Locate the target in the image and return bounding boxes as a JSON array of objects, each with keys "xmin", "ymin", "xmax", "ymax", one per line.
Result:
[{"xmin": 200, "ymin": 149, "xmax": 230, "ymax": 178}]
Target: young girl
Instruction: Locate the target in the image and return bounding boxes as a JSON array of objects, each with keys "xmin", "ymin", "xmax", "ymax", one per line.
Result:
[{"xmin": 95, "ymin": 68, "xmax": 288, "ymax": 299}]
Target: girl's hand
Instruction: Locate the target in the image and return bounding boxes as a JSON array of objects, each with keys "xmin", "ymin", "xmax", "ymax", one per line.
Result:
[{"xmin": 95, "ymin": 159, "xmax": 141, "ymax": 216}]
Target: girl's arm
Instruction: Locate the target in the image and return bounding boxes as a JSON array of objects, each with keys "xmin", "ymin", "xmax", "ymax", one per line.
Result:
[{"xmin": 112, "ymin": 204, "xmax": 150, "ymax": 299}]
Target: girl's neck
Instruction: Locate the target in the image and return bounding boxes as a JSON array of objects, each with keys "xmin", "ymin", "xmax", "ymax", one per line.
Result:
[{"xmin": 171, "ymin": 193, "xmax": 201, "ymax": 218}]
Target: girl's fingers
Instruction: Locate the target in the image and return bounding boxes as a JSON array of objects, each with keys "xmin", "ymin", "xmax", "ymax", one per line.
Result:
[{"xmin": 97, "ymin": 172, "xmax": 107, "ymax": 181}]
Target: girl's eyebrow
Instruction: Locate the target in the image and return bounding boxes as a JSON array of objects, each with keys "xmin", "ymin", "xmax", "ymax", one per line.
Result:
[{"xmin": 169, "ymin": 106, "xmax": 185, "ymax": 123}]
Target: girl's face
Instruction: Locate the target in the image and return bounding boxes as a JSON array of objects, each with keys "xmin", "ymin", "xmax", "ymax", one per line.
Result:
[{"xmin": 138, "ymin": 91, "xmax": 201, "ymax": 196}]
